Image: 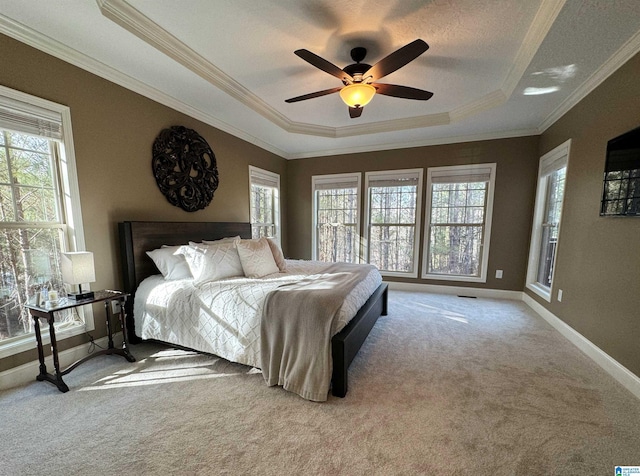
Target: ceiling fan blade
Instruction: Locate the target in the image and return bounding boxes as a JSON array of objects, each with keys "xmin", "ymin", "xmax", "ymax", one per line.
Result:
[
  {"xmin": 285, "ymin": 87, "xmax": 342, "ymax": 103},
  {"xmin": 365, "ymin": 39, "xmax": 429, "ymax": 81},
  {"xmin": 349, "ymin": 107, "xmax": 363, "ymax": 118},
  {"xmin": 373, "ymin": 83, "xmax": 434, "ymax": 100},
  {"xmin": 294, "ymin": 49, "xmax": 354, "ymax": 83}
]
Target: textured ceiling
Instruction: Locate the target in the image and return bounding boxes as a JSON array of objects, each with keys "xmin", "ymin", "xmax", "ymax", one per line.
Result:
[{"xmin": 1, "ymin": 0, "xmax": 639, "ymax": 158}]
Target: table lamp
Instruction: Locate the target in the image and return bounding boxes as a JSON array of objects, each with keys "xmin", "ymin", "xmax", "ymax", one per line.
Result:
[{"xmin": 61, "ymin": 251, "xmax": 96, "ymax": 301}]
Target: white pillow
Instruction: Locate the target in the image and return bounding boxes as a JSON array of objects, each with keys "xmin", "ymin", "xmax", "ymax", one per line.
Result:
[
  {"xmin": 178, "ymin": 239, "xmax": 244, "ymax": 285},
  {"xmin": 266, "ymin": 237, "xmax": 287, "ymax": 272},
  {"xmin": 237, "ymin": 237, "xmax": 280, "ymax": 278},
  {"xmin": 146, "ymin": 245, "xmax": 192, "ymax": 280}
]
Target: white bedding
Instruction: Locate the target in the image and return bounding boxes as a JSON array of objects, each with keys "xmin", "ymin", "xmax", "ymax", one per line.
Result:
[{"xmin": 133, "ymin": 260, "xmax": 382, "ymax": 369}]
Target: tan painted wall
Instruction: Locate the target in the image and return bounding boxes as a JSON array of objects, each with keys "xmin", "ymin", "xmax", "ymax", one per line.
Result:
[
  {"xmin": 0, "ymin": 34, "xmax": 287, "ymax": 371},
  {"xmin": 285, "ymin": 136, "xmax": 540, "ymax": 291},
  {"xmin": 532, "ymin": 51, "xmax": 640, "ymax": 377}
]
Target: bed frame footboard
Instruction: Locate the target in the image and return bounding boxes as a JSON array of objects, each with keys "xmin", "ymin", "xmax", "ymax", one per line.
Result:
[{"xmin": 331, "ymin": 282, "xmax": 388, "ymax": 397}]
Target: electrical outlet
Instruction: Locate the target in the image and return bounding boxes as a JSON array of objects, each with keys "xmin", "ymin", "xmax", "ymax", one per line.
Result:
[
  {"xmin": 557, "ymin": 289, "xmax": 563, "ymax": 302},
  {"xmin": 495, "ymin": 270, "xmax": 503, "ymax": 279},
  {"xmin": 110, "ymin": 300, "xmax": 122, "ymax": 314}
]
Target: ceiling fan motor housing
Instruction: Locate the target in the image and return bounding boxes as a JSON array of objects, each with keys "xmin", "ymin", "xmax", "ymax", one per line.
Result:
[
  {"xmin": 343, "ymin": 47, "xmax": 371, "ymax": 83},
  {"xmin": 343, "ymin": 63, "xmax": 372, "ymax": 82}
]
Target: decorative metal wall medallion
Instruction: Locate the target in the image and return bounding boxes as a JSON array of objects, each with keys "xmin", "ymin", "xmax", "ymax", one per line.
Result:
[{"xmin": 152, "ymin": 126, "xmax": 219, "ymax": 212}]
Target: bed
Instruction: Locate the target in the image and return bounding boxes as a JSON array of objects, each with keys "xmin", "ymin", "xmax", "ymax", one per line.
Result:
[{"xmin": 118, "ymin": 221, "xmax": 388, "ymax": 400}]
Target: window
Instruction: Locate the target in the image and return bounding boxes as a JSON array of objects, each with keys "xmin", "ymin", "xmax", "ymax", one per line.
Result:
[
  {"xmin": 249, "ymin": 166, "xmax": 280, "ymax": 241},
  {"xmin": 526, "ymin": 140, "xmax": 570, "ymax": 301},
  {"xmin": 0, "ymin": 86, "xmax": 88, "ymax": 358},
  {"xmin": 312, "ymin": 173, "xmax": 361, "ymax": 263},
  {"xmin": 423, "ymin": 163, "xmax": 496, "ymax": 282},
  {"xmin": 365, "ymin": 169, "xmax": 422, "ymax": 277}
]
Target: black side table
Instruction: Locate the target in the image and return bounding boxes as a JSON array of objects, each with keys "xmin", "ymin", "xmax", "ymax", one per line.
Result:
[{"xmin": 26, "ymin": 290, "xmax": 136, "ymax": 392}]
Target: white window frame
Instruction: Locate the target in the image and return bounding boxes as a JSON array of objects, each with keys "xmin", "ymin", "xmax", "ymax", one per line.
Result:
[
  {"xmin": 248, "ymin": 165, "xmax": 280, "ymax": 242},
  {"xmin": 0, "ymin": 85, "xmax": 91, "ymax": 359},
  {"xmin": 422, "ymin": 163, "xmax": 496, "ymax": 283},
  {"xmin": 364, "ymin": 168, "xmax": 423, "ymax": 278},
  {"xmin": 312, "ymin": 172, "xmax": 361, "ymax": 263},
  {"xmin": 526, "ymin": 139, "xmax": 571, "ymax": 302}
]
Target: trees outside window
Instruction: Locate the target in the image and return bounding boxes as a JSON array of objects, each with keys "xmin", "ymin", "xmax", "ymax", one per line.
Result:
[
  {"xmin": 249, "ymin": 166, "xmax": 280, "ymax": 241},
  {"xmin": 527, "ymin": 140, "xmax": 570, "ymax": 301},
  {"xmin": 365, "ymin": 169, "xmax": 422, "ymax": 277},
  {"xmin": 312, "ymin": 173, "xmax": 360, "ymax": 263},
  {"xmin": 423, "ymin": 164, "xmax": 496, "ymax": 282},
  {"xmin": 0, "ymin": 86, "xmax": 88, "ymax": 357}
]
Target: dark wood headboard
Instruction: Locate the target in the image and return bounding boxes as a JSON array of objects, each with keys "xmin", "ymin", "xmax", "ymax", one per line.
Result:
[
  {"xmin": 118, "ymin": 221, "xmax": 252, "ymax": 341},
  {"xmin": 118, "ymin": 221, "xmax": 252, "ymax": 293}
]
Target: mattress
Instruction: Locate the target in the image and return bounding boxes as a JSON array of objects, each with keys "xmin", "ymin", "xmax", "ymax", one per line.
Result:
[{"xmin": 133, "ymin": 260, "xmax": 382, "ymax": 369}]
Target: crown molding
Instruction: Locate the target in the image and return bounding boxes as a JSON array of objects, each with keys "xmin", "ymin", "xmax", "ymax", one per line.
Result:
[
  {"xmin": 0, "ymin": 11, "xmax": 540, "ymax": 161},
  {"xmin": 0, "ymin": 14, "xmax": 289, "ymax": 158},
  {"xmin": 538, "ymin": 27, "xmax": 640, "ymax": 133},
  {"xmin": 336, "ymin": 113, "xmax": 451, "ymax": 138},
  {"xmin": 97, "ymin": 0, "xmax": 294, "ymax": 129},
  {"xmin": 287, "ymin": 127, "xmax": 539, "ymax": 160},
  {"xmin": 13, "ymin": 0, "xmax": 622, "ymax": 160},
  {"xmin": 501, "ymin": 0, "xmax": 566, "ymax": 98},
  {"xmin": 97, "ymin": 0, "xmax": 560, "ymax": 140}
]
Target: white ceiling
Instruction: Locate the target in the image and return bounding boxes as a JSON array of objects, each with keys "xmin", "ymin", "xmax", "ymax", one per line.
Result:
[{"xmin": 1, "ymin": 0, "xmax": 640, "ymax": 159}]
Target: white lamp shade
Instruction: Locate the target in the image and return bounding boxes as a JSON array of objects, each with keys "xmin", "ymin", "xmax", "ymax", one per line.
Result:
[{"xmin": 61, "ymin": 252, "xmax": 96, "ymax": 285}]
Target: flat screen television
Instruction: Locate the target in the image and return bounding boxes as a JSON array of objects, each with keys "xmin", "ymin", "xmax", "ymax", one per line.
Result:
[{"xmin": 601, "ymin": 125, "xmax": 640, "ymax": 216}]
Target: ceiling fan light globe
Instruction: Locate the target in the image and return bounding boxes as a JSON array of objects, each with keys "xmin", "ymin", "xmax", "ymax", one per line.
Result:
[{"xmin": 339, "ymin": 83, "xmax": 376, "ymax": 108}]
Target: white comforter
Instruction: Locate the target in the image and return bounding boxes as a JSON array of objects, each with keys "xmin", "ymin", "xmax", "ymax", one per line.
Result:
[{"xmin": 133, "ymin": 260, "xmax": 382, "ymax": 369}]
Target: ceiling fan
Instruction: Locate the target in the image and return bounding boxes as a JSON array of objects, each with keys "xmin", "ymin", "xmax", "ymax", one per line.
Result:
[{"xmin": 285, "ymin": 39, "xmax": 433, "ymax": 118}]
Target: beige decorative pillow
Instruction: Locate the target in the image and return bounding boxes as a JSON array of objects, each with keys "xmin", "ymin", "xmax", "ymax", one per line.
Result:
[
  {"xmin": 178, "ymin": 238, "xmax": 244, "ymax": 285},
  {"xmin": 266, "ymin": 237, "xmax": 287, "ymax": 272},
  {"xmin": 237, "ymin": 237, "xmax": 280, "ymax": 278}
]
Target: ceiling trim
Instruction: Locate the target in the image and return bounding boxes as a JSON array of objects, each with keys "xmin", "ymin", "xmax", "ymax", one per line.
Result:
[
  {"xmin": 537, "ymin": 27, "xmax": 640, "ymax": 133},
  {"xmin": 98, "ymin": 0, "xmax": 564, "ymax": 138},
  {"xmin": 0, "ymin": 13, "xmax": 289, "ymax": 158},
  {"xmin": 96, "ymin": 0, "xmax": 294, "ymax": 130},
  {"xmin": 501, "ymin": 0, "xmax": 566, "ymax": 97},
  {"xmin": 288, "ymin": 128, "xmax": 540, "ymax": 160},
  {"xmin": 6, "ymin": 1, "xmax": 633, "ymax": 160}
]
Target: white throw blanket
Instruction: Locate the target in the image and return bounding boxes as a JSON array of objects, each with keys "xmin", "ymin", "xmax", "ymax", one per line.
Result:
[{"xmin": 260, "ymin": 263, "xmax": 376, "ymax": 401}]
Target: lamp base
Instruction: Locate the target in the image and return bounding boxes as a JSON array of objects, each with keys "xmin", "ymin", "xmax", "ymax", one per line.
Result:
[{"xmin": 67, "ymin": 291, "xmax": 95, "ymax": 301}]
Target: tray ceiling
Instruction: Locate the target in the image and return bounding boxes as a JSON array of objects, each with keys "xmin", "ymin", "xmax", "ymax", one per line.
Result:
[{"xmin": 1, "ymin": 0, "xmax": 639, "ymax": 158}]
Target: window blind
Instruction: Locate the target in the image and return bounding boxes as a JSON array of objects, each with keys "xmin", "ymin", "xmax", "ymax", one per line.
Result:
[
  {"xmin": 430, "ymin": 166, "xmax": 493, "ymax": 184},
  {"xmin": 0, "ymin": 96, "xmax": 63, "ymax": 140},
  {"xmin": 250, "ymin": 167, "xmax": 279, "ymax": 189},
  {"xmin": 313, "ymin": 174, "xmax": 359, "ymax": 191},
  {"xmin": 368, "ymin": 173, "xmax": 419, "ymax": 188},
  {"xmin": 539, "ymin": 145, "xmax": 569, "ymax": 176}
]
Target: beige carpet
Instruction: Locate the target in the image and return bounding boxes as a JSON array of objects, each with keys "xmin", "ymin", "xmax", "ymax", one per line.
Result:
[{"xmin": 1, "ymin": 290, "xmax": 639, "ymax": 475}]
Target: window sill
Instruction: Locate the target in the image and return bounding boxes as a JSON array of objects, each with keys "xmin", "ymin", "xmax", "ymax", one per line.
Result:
[
  {"xmin": 0, "ymin": 323, "xmax": 89, "ymax": 359},
  {"xmin": 379, "ymin": 269, "xmax": 419, "ymax": 278},
  {"xmin": 526, "ymin": 282, "xmax": 552, "ymax": 302},
  {"xmin": 421, "ymin": 272, "xmax": 487, "ymax": 283}
]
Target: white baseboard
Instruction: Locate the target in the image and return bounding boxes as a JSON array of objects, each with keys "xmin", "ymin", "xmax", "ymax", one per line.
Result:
[
  {"xmin": 385, "ymin": 280, "xmax": 524, "ymax": 300},
  {"xmin": 0, "ymin": 333, "xmax": 123, "ymax": 391},
  {"xmin": 523, "ymin": 294, "xmax": 640, "ymax": 400}
]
